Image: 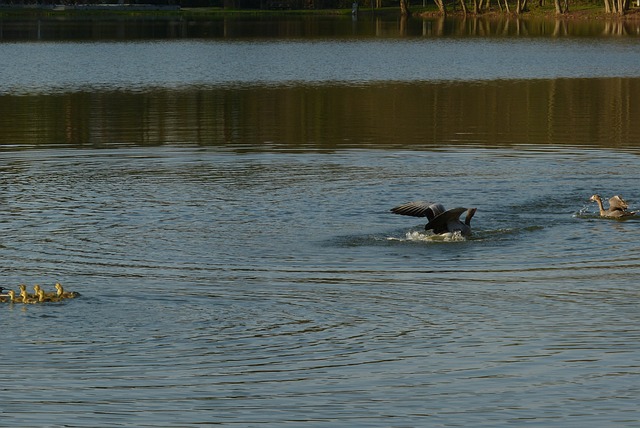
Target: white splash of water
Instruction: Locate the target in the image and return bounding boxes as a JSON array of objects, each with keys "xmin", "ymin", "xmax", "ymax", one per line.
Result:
[{"xmin": 387, "ymin": 230, "xmax": 467, "ymax": 242}]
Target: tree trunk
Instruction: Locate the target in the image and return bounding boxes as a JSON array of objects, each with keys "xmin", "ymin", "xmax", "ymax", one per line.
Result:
[
  {"xmin": 459, "ymin": 0, "xmax": 468, "ymax": 13},
  {"xmin": 553, "ymin": 0, "xmax": 563, "ymax": 13},
  {"xmin": 399, "ymin": 0, "xmax": 411, "ymax": 16},
  {"xmin": 434, "ymin": 0, "xmax": 447, "ymax": 15},
  {"xmin": 618, "ymin": 0, "xmax": 625, "ymax": 13}
]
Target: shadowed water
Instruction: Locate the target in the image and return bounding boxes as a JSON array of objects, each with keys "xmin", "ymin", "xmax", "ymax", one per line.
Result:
[
  {"xmin": 1, "ymin": 17, "xmax": 639, "ymax": 427},
  {"xmin": 1, "ymin": 14, "xmax": 640, "ymax": 40}
]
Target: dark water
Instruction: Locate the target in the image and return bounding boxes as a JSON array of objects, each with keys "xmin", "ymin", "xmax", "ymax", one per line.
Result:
[
  {"xmin": 1, "ymin": 13, "xmax": 640, "ymax": 40},
  {"xmin": 1, "ymin": 16, "xmax": 640, "ymax": 427}
]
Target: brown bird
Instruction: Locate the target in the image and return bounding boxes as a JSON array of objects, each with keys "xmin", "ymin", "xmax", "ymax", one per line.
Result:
[{"xmin": 590, "ymin": 194, "xmax": 635, "ymax": 218}]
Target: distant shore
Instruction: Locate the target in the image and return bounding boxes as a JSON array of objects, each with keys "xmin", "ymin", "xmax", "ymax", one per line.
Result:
[{"xmin": 1, "ymin": 3, "xmax": 639, "ymax": 20}]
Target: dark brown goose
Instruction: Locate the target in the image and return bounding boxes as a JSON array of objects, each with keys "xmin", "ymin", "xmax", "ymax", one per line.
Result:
[
  {"xmin": 391, "ymin": 201, "xmax": 477, "ymax": 237},
  {"xmin": 590, "ymin": 194, "xmax": 635, "ymax": 218}
]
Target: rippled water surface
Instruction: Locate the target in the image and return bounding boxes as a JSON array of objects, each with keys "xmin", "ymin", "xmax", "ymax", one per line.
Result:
[
  {"xmin": 1, "ymin": 17, "xmax": 640, "ymax": 427},
  {"xmin": 2, "ymin": 145, "xmax": 639, "ymax": 426}
]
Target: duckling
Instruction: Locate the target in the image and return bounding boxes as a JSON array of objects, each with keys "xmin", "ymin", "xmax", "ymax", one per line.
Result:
[
  {"xmin": 7, "ymin": 290, "xmax": 23, "ymax": 303},
  {"xmin": 34, "ymin": 284, "xmax": 57, "ymax": 299},
  {"xmin": 590, "ymin": 194, "xmax": 636, "ymax": 218},
  {"xmin": 9, "ymin": 289, "xmax": 35, "ymax": 304},
  {"xmin": 55, "ymin": 283, "xmax": 80, "ymax": 299},
  {"xmin": 18, "ymin": 284, "xmax": 36, "ymax": 299},
  {"xmin": 37, "ymin": 289, "xmax": 63, "ymax": 303},
  {"xmin": 20, "ymin": 289, "xmax": 38, "ymax": 304}
]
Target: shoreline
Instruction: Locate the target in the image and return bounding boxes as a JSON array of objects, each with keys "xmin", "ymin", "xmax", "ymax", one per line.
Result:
[{"xmin": 1, "ymin": 3, "xmax": 639, "ymax": 20}]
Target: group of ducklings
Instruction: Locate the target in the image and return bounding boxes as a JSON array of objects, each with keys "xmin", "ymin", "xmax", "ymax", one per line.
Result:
[{"xmin": 0, "ymin": 283, "xmax": 80, "ymax": 304}]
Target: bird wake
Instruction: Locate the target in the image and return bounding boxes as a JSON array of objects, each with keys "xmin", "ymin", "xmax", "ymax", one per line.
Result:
[{"xmin": 388, "ymin": 230, "xmax": 467, "ymax": 243}]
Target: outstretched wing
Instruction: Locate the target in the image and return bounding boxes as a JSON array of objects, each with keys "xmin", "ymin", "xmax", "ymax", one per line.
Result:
[
  {"xmin": 390, "ymin": 201, "xmax": 442, "ymax": 218},
  {"xmin": 609, "ymin": 195, "xmax": 629, "ymax": 211}
]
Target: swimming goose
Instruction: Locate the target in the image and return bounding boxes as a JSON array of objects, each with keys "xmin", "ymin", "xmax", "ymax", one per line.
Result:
[
  {"xmin": 391, "ymin": 201, "xmax": 477, "ymax": 236},
  {"xmin": 55, "ymin": 283, "xmax": 80, "ymax": 299},
  {"xmin": 590, "ymin": 194, "xmax": 635, "ymax": 218}
]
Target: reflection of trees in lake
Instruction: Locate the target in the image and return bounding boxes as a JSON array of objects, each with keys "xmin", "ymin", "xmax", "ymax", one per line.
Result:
[
  {"xmin": 414, "ymin": 15, "xmax": 640, "ymax": 37},
  {"xmin": 1, "ymin": 79, "xmax": 639, "ymax": 149}
]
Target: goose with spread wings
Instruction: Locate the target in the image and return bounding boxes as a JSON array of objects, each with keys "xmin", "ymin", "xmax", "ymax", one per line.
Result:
[
  {"xmin": 391, "ymin": 201, "xmax": 477, "ymax": 237},
  {"xmin": 589, "ymin": 194, "xmax": 635, "ymax": 218}
]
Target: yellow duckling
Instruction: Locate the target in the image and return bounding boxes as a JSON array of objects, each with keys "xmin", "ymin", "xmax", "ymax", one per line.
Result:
[
  {"xmin": 34, "ymin": 285, "xmax": 57, "ymax": 299},
  {"xmin": 19, "ymin": 284, "xmax": 36, "ymax": 299},
  {"xmin": 9, "ymin": 289, "xmax": 35, "ymax": 304},
  {"xmin": 37, "ymin": 289, "xmax": 63, "ymax": 303},
  {"xmin": 20, "ymin": 289, "xmax": 38, "ymax": 304},
  {"xmin": 55, "ymin": 283, "xmax": 80, "ymax": 299},
  {"xmin": 8, "ymin": 290, "xmax": 23, "ymax": 303}
]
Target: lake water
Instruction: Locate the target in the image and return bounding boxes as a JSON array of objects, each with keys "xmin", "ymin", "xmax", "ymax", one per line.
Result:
[{"xmin": 1, "ymin": 14, "xmax": 639, "ymax": 427}]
